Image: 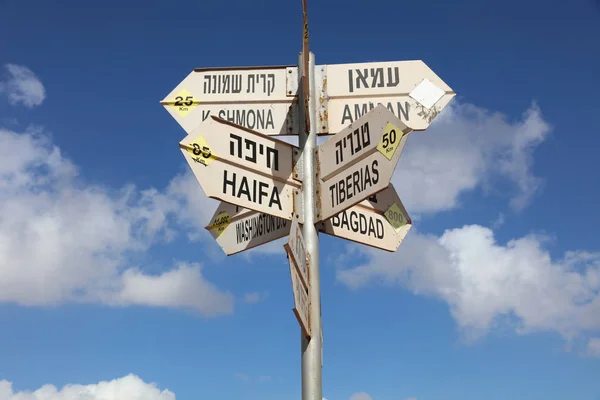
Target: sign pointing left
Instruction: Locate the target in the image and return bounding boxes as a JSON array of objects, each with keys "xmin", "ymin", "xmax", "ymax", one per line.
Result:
[
  {"xmin": 205, "ymin": 201, "xmax": 291, "ymax": 256},
  {"xmin": 162, "ymin": 66, "xmax": 299, "ymax": 136},
  {"xmin": 179, "ymin": 117, "xmax": 301, "ymax": 221}
]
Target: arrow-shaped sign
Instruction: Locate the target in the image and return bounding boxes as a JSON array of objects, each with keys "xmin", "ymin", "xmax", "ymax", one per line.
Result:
[
  {"xmin": 284, "ymin": 215, "xmax": 311, "ymax": 338},
  {"xmin": 180, "ymin": 117, "xmax": 301, "ymax": 221},
  {"xmin": 318, "ymin": 184, "xmax": 411, "ymax": 252},
  {"xmin": 205, "ymin": 201, "xmax": 291, "ymax": 256},
  {"xmin": 316, "ymin": 60, "xmax": 455, "ymax": 134},
  {"xmin": 162, "ymin": 66, "xmax": 299, "ymax": 136},
  {"xmin": 317, "ymin": 105, "xmax": 410, "ymax": 222}
]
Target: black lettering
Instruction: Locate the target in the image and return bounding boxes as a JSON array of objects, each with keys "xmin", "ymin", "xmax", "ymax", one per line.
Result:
[
  {"xmin": 258, "ymin": 182, "xmax": 268, "ymax": 205},
  {"xmin": 359, "ymin": 213, "xmax": 367, "ymax": 234},
  {"xmin": 239, "ymin": 176, "xmax": 251, "ymax": 201},
  {"xmin": 338, "ymin": 179, "xmax": 345, "ymax": 204},
  {"xmin": 329, "ymin": 184, "xmax": 336, "ymax": 208},
  {"xmin": 247, "ymin": 110, "xmax": 255, "ymax": 128},
  {"xmin": 372, "ymin": 68, "xmax": 384, "ymax": 88},
  {"xmin": 223, "ymin": 170, "xmax": 236, "ymax": 196},
  {"xmin": 376, "ymin": 219, "xmax": 384, "ymax": 239},
  {"xmin": 232, "ymin": 75, "xmax": 242, "ymax": 93},
  {"xmin": 397, "ymin": 101, "xmax": 409, "ymax": 121},
  {"xmin": 363, "ymin": 164, "xmax": 371, "ymax": 188},
  {"xmin": 350, "ymin": 211, "xmax": 358, "ymax": 232},
  {"xmin": 355, "ymin": 69, "xmax": 368, "ymax": 90},
  {"xmin": 352, "ymin": 171, "xmax": 360, "ymax": 194},
  {"xmin": 341, "ymin": 211, "xmax": 349, "ymax": 230},
  {"xmin": 341, "ymin": 104, "xmax": 353, "ymax": 125},
  {"xmin": 345, "ymin": 175, "xmax": 353, "ymax": 200},
  {"xmin": 245, "ymin": 139, "xmax": 257, "ymax": 163},
  {"xmin": 332, "ymin": 214, "xmax": 340, "ymax": 227},
  {"xmin": 269, "ymin": 187, "xmax": 282, "ymax": 210},
  {"xmin": 367, "ymin": 216, "xmax": 375, "ymax": 236},
  {"xmin": 386, "ymin": 67, "xmax": 399, "ymax": 87},
  {"xmin": 230, "ymin": 133, "xmax": 242, "ymax": 158},
  {"xmin": 372, "ymin": 159, "xmax": 379, "ymax": 184}
]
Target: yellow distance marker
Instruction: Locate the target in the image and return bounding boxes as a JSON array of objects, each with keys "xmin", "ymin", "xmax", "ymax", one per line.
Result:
[
  {"xmin": 169, "ymin": 89, "xmax": 200, "ymax": 117},
  {"xmin": 377, "ymin": 122, "xmax": 405, "ymax": 161},
  {"xmin": 206, "ymin": 211, "xmax": 231, "ymax": 237},
  {"xmin": 384, "ymin": 202, "xmax": 407, "ymax": 231},
  {"xmin": 180, "ymin": 136, "xmax": 217, "ymax": 166}
]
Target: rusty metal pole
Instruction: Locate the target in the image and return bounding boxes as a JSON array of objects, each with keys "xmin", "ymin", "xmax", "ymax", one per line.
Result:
[{"xmin": 299, "ymin": 0, "xmax": 322, "ymax": 399}]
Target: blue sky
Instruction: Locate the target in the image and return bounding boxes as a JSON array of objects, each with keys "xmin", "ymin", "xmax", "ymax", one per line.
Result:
[{"xmin": 0, "ymin": 0, "xmax": 599, "ymax": 399}]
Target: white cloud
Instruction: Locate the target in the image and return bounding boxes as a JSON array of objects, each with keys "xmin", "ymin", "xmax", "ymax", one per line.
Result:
[
  {"xmin": 0, "ymin": 374, "xmax": 175, "ymax": 400},
  {"xmin": 349, "ymin": 392, "xmax": 373, "ymax": 400},
  {"xmin": 337, "ymin": 225, "xmax": 600, "ymax": 343},
  {"xmin": 0, "ymin": 64, "xmax": 46, "ymax": 108},
  {"xmin": 242, "ymin": 291, "xmax": 267, "ymax": 304},
  {"xmin": 391, "ymin": 101, "xmax": 550, "ymax": 215},
  {"xmin": 586, "ymin": 337, "xmax": 600, "ymax": 358},
  {"xmin": 0, "ymin": 124, "xmax": 233, "ymax": 316}
]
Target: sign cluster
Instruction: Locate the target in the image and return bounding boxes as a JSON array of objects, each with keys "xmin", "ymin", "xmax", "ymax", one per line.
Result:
[{"xmin": 162, "ymin": 60, "xmax": 454, "ymax": 338}]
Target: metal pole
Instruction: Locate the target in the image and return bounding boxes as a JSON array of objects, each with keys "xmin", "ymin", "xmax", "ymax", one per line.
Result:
[
  {"xmin": 298, "ymin": 50, "xmax": 322, "ymax": 400},
  {"xmin": 299, "ymin": 1, "xmax": 321, "ymax": 398}
]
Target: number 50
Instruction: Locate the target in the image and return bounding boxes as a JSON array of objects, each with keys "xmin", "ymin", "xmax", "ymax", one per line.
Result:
[{"xmin": 381, "ymin": 129, "xmax": 397, "ymax": 149}]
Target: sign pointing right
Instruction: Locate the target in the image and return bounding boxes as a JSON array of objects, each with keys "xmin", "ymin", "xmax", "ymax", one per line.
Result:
[
  {"xmin": 317, "ymin": 105, "xmax": 411, "ymax": 222},
  {"xmin": 318, "ymin": 184, "xmax": 412, "ymax": 252}
]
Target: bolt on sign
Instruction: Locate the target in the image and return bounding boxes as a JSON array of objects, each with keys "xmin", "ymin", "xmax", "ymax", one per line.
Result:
[
  {"xmin": 314, "ymin": 60, "xmax": 455, "ymax": 134},
  {"xmin": 317, "ymin": 183, "xmax": 411, "ymax": 252},
  {"xmin": 179, "ymin": 116, "xmax": 301, "ymax": 221},
  {"xmin": 284, "ymin": 215, "xmax": 310, "ymax": 338},
  {"xmin": 162, "ymin": 66, "xmax": 300, "ymax": 136},
  {"xmin": 317, "ymin": 105, "xmax": 411, "ymax": 222},
  {"xmin": 206, "ymin": 201, "xmax": 291, "ymax": 256}
]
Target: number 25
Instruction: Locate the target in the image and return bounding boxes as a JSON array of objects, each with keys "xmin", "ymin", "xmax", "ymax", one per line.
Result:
[{"xmin": 174, "ymin": 96, "xmax": 194, "ymax": 107}]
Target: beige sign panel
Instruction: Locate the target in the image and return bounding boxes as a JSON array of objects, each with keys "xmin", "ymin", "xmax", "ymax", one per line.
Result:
[
  {"xmin": 316, "ymin": 60, "xmax": 455, "ymax": 134},
  {"xmin": 318, "ymin": 184, "xmax": 412, "ymax": 252},
  {"xmin": 285, "ymin": 245, "xmax": 310, "ymax": 338},
  {"xmin": 318, "ymin": 104, "xmax": 411, "ymax": 181},
  {"xmin": 317, "ymin": 106, "xmax": 409, "ymax": 221},
  {"xmin": 180, "ymin": 117, "xmax": 301, "ymax": 221},
  {"xmin": 206, "ymin": 201, "xmax": 291, "ymax": 256},
  {"xmin": 162, "ymin": 66, "xmax": 299, "ymax": 136},
  {"xmin": 287, "ymin": 216, "xmax": 309, "ymax": 289}
]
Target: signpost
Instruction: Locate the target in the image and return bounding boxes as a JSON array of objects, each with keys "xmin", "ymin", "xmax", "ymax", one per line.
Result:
[
  {"xmin": 317, "ymin": 105, "xmax": 411, "ymax": 222},
  {"xmin": 315, "ymin": 60, "xmax": 455, "ymax": 134},
  {"xmin": 284, "ymin": 216, "xmax": 311, "ymax": 337},
  {"xmin": 318, "ymin": 184, "xmax": 412, "ymax": 252},
  {"xmin": 179, "ymin": 116, "xmax": 301, "ymax": 221},
  {"xmin": 206, "ymin": 201, "xmax": 291, "ymax": 256},
  {"xmin": 162, "ymin": 66, "xmax": 299, "ymax": 136},
  {"xmin": 161, "ymin": 2, "xmax": 455, "ymax": 399}
]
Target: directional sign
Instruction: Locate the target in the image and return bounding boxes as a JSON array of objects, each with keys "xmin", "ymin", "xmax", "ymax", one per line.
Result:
[
  {"xmin": 162, "ymin": 66, "xmax": 299, "ymax": 136},
  {"xmin": 317, "ymin": 105, "xmax": 410, "ymax": 222},
  {"xmin": 287, "ymin": 254, "xmax": 310, "ymax": 337},
  {"xmin": 287, "ymin": 216, "xmax": 309, "ymax": 289},
  {"xmin": 180, "ymin": 116, "xmax": 301, "ymax": 220},
  {"xmin": 318, "ymin": 184, "xmax": 411, "ymax": 252},
  {"xmin": 206, "ymin": 201, "xmax": 291, "ymax": 256},
  {"xmin": 315, "ymin": 60, "xmax": 455, "ymax": 134}
]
